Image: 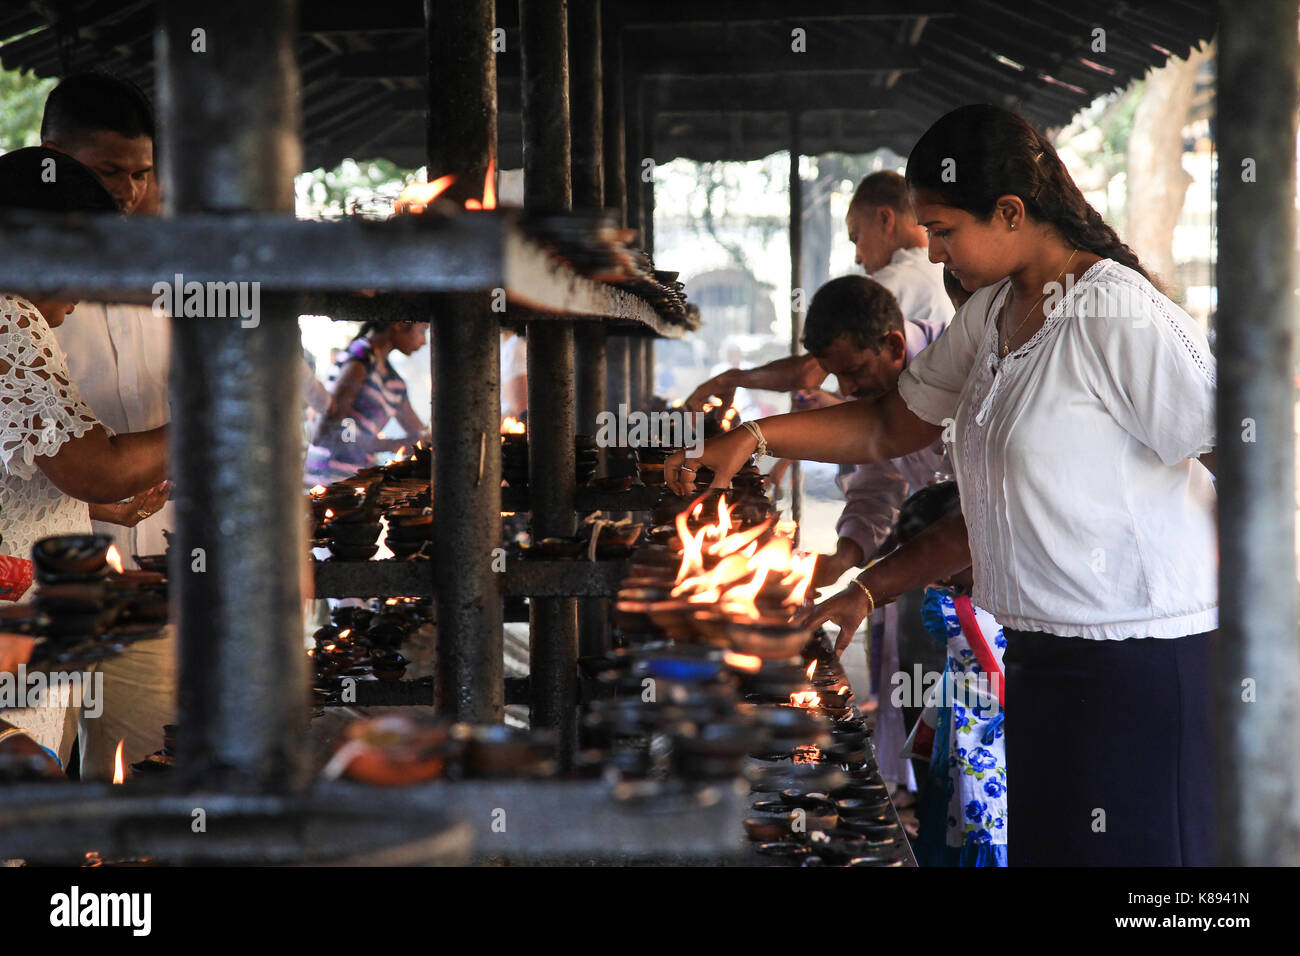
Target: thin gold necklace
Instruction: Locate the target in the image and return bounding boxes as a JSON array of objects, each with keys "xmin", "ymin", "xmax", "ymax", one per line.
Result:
[{"xmin": 1000, "ymin": 248, "xmax": 1079, "ymax": 357}]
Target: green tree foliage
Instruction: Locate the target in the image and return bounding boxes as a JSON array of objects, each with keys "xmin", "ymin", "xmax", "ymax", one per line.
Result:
[{"xmin": 0, "ymin": 64, "xmax": 56, "ymax": 152}]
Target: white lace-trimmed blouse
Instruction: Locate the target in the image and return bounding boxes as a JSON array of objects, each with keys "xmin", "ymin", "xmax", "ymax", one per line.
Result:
[
  {"xmin": 897, "ymin": 260, "xmax": 1218, "ymax": 640},
  {"xmin": 0, "ymin": 294, "xmax": 104, "ymax": 566}
]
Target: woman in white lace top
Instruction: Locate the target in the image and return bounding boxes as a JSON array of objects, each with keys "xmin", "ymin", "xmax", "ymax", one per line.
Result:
[
  {"xmin": 0, "ymin": 150, "xmax": 169, "ymax": 570},
  {"xmin": 0, "ymin": 149, "xmax": 170, "ymax": 758}
]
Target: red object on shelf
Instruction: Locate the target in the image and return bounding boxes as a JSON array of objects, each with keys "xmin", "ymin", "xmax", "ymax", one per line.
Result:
[{"xmin": 0, "ymin": 555, "xmax": 34, "ymax": 602}]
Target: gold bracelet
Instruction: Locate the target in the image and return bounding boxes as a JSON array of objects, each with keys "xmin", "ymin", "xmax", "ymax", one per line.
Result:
[
  {"xmin": 740, "ymin": 420, "xmax": 768, "ymax": 459},
  {"xmin": 0, "ymin": 727, "xmax": 27, "ymax": 746},
  {"xmin": 850, "ymin": 577, "xmax": 875, "ymax": 617}
]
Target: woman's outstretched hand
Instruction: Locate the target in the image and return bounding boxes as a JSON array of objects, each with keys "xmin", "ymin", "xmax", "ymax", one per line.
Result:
[
  {"xmin": 796, "ymin": 585, "xmax": 873, "ymax": 658},
  {"xmin": 664, "ymin": 427, "xmax": 757, "ymax": 496}
]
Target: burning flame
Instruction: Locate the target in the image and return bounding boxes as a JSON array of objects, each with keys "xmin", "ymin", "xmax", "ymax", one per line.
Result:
[
  {"xmin": 501, "ymin": 416, "xmax": 526, "ymax": 435},
  {"xmin": 106, "ymin": 545, "xmax": 124, "ymax": 574},
  {"xmin": 338, "ymin": 629, "xmax": 352, "ymax": 640},
  {"xmin": 464, "ymin": 156, "xmax": 497, "ymax": 210},
  {"xmin": 720, "ymin": 405, "xmax": 741, "ymax": 431},
  {"xmin": 790, "ymin": 691, "xmax": 822, "ymax": 709},
  {"xmin": 723, "ymin": 651, "xmax": 763, "ymax": 673},
  {"xmin": 393, "ymin": 446, "xmax": 408, "ymax": 461},
  {"xmin": 324, "ymin": 509, "xmax": 334, "ymax": 519},
  {"xmin": 394, "ymin": 175, "xmax": 455, "ymax": 215},
  {"xmin": 668, "ymin": 497, "xmax": 816, "ymax": 620},
  {"xmin": 309, "ymin": 484, "xmax": 326, "ymax": 497},
  {"xmin": 806, "ymin": 660, "xmax": 817, "ymax": 680},
  {"xmin": 112, "ymin": 739, "xmax": 126, "ymax": 784}
]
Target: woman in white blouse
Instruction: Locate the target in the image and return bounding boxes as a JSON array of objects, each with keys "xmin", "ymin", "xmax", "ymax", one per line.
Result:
[
  {"xmin": 666, "ymin": 105, "xmax": 1217, "ymax": 866},
  {"xmin": 0, "ymin": 148, "xmax": 170, "ymax": 759}
]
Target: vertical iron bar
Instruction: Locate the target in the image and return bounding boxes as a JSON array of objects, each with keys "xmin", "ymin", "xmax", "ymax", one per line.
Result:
[
  {"xmin": 427, "ymin": 0, "xmax": 503, "ymax": 723},
  {"xmin": 1214, "ymin": 0, "xmax": 1300, "ymax": 866},
  {"xmin": 520, "ymin": 0, "xmax": 579, "ymax": 758},
  {"xmin": 570, "ymin": 0, "xmax": 611, "ymax": 657},
  {"xmin": 606, "ymin": 334, "xmax": 631, "ymax": 418},
  {"xmin": 623, "ymin": 64, "xmax": 643, "ymax": 239},
  {"xmin": 788, "ymin": 111, "xmax": 804, "ymax": 546},
  {"xmin": 627, "ymin": 335, "xmax": 646, "ymax": 411},
  {"xmin": 639, "ymin": 80, "xmax": 655, "ymax": 258},
  {"xmin": 601, "ymin": 7, "xmax": 626, "ymax": 225},
  {"xmin": 159, "ymin": 0, "xmax": 307, "ymax": 791}
]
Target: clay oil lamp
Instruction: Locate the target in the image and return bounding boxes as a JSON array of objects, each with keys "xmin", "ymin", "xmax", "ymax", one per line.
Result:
[
  {"xmin": 753, "ymin": 841, "xmax": 812, "ymax": 865},
  {"xmin": 384, "ymin": 507, "xmax": 432, "ymax": 558},
  {"xmin": 325, "ymin": 715, "xmax": 459, "ymax": 786},
  {"xmin": 370, "ymin": 649, "xmax": 410, "ymax": 682},
  {"xmin": 32, "ymin": 533, "xmax": 114, "ymax": 583},
  {"xmin": 131, "ymin": 554, "xmax": 169, "ymax": 574},
  {"xmin": 592, "ymin": 523, "xmax": 643, "ymax": 559},
  {"xmin": 739, "ymin": 657, "xmax": 810, "ymax": 701},
  {"xmin": 326, "ymin": 502, "xmax": 383, "ymax": 561},
  {"xmin": 462, "ymin": 725, "xmax": 558, "ymax": 779},
  {"xmin": 535, "ymin": 536, "xmax": 586, "ymax": 560},
  {"xmin": 637, "ymin": 461, "xmax": 666, "ymax": 486},
  {"xmin": 613, "ymin": 597, "xmax": 658, "ymax": 636},
  {"xmin": 673, "ymin": 718, "xmax": 762, "ymax": 780},
  {"xmin": 589, "ymin": 474, "xmax": 634, "ymax": 493},
  {"xmin": 744, "ymin": 814, "xmax": 793, "ymax": 842},
  {"xmin": 645, "ymin": 599, "xmax": 698, "ymax": 641}
]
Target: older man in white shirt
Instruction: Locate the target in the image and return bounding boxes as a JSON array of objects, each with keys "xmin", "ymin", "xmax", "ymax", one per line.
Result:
[{"xmin": 44, "ymin": 73, "xmax": 177, "ymax": 779}]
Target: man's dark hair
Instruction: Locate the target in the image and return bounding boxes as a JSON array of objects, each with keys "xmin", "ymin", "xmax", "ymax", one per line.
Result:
[
  {"xmin": 0, "ymin": 147, "xmax": 118, "ymax": 213},
  {"xmin": 41, "ymin": 71, "xmax": 155, "ymax": 145},
  {"xmin": 850, "ymin": 170, "xmax": 912, "ymax": 217},
  {"xmin": 801, "ymin": 275, "xmax": 904, "ymax": 355}
]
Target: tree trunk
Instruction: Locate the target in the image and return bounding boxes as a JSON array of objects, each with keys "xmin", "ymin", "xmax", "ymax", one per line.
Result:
[{"xmin": 1126, "ymin": 44, "xmax": 1212, "ymax": 301}]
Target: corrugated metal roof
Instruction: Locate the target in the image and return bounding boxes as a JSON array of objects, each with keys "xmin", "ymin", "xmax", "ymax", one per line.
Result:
[{"xmin": 0, "ymin": 0, "xmax": 1217, "ymax": 170}]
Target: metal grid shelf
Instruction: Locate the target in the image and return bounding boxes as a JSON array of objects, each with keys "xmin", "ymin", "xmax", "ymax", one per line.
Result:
[
  {"xmin": 501, "ymin": 483, "xmax": 663, "ymax": 513},
  {"xmin": 0, "ymin": 209, "xmax": 685, "ymax": 337},
  {"xmin": 0, "ymin": 778, "xmax": 750, "ymax": 865},
  {"xmin": 313, "ymin": 558, "xmax": 630, "ymax": 599}
]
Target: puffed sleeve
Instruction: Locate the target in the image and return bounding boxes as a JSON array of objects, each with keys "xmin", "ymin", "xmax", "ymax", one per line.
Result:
[
  {"xmin": 1083, "ymin": 270, "xmax": 1216, "ymax": 466},
  {"xmin": 896, "ymin": 281, "xmax": 1000, "ymax": 425},
  {"xmin": 0, "ymin": 296, "xmax": 104, "ymax": 481}
]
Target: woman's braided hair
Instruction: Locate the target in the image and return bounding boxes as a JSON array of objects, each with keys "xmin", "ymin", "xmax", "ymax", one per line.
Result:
[{"xmin": 905, "ymin": 104, "xmax": 1153, "ymax": 285}]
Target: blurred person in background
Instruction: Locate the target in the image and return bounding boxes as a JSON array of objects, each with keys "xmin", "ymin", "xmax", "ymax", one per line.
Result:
[{"xmin": 306, "ymin": 320, "xmax": 431, "ymax": 487}]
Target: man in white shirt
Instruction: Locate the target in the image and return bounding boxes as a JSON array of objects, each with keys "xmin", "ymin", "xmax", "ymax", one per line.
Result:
[{"xmin": 43, "ymin": 72, "xmax": 176, "ymax": 779}]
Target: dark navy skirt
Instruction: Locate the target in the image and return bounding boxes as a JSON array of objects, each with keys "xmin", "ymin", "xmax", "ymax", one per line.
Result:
[{"xmin": 1002, "ymin": 628, "xmax": 1216, "ymax": 866}]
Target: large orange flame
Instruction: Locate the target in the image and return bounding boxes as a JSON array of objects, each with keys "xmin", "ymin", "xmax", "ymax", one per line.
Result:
[{"xmin": 669, "ymin": 498, "xmax": 816, "ymax": 618}]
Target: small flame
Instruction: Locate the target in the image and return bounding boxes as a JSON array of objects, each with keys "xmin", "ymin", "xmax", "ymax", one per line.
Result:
[
  {"xmin": 393, "ymin": 446, "xmax": 408, "ymax": 461},
  {"xmin": 394, "ymin": 175, "xmax": 455, "ymax": 215},
  {"xmin": 806, "ymin": 660, "xmax": 817, "ymax": 680},
  {"xmin": 463, "ymin": 156, "xmax": 497, "ymax": 210},
  {"xmin": 720, "ymin": 405, "xmax": 741, "ymax": 431},
  {"xmin": 501, "ymin": 416, "xmax": 526, "ymax": 435},
  {"xmin": 112, "ymin": 739, "xmax": 126, "ymax": 784},
  {"xmin": 324, "ymin": 508, "xmax": 334, "ymax": 519},
  {"xmin": 106, "ymin": 545, "xmax": 124, "ymax": 574},
  {"xmin": 723, "ymin": 651, "xmax": 763, "ymax": 673},
  {"xmin": 790, "ymin": 691, "xmax": 821, "ymax": 709},
  {"xmin": 338, "ymin": 629, "xmax": 352, "ymax": 640},
  {"xmin": 309, "ymin": 484, "xmax": 326, "ymax": 497}
]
